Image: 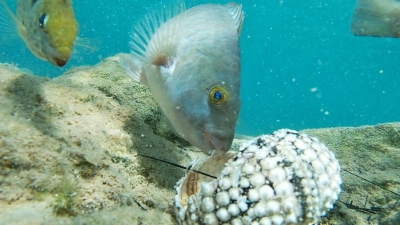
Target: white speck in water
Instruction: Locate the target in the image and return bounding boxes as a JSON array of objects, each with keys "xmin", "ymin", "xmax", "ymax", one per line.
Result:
[
  {"xmin": 324, "ymin": 111, "xmax": 329, "ymax": 115},
  {"xmin": 310, "ymin": 87, "xmax": 318, "ymax": 92}
]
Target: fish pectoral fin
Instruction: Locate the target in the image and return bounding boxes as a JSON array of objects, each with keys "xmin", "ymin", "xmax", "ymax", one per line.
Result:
[
  {"xmin": 152, "ymin": 54, "xmax": 177, "ymax": 79},
  {"xmin": 120, "ymin": 53, "xmax": 148, "ymax": 86},
  {"xmin": 351, "ymin": 0, "xmax": 400, "ymax": 37},
  {"xmin": 74, "ymin": 37, "xmax": 100, "ymax": 54},
  {"xmin": 226, "ymin": 2, "xmax": 244, "ymax": 36},
  {"xmin": 0, "ymin": 0, "xmax": 20, "ymax": 41}
]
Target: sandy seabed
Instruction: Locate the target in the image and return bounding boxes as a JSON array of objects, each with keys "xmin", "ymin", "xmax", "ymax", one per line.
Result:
[{"xmin": 0, "ymin": 55, "xmax": 399, "ymax": 225}]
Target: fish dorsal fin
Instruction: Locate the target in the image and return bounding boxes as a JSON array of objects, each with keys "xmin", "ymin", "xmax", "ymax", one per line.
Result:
[
  {"xmin": 128, "ymin": 0, "xmax": 186, "ymax": 61},
  {"xmin": 226, "ymin": 2, "xmax": 244, "ymax": 36}
]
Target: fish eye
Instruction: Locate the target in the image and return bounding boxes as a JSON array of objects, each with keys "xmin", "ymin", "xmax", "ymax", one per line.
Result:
[
  {"xmin": 39, "ymin": 13, "xmax": 48, "ymax": 29},
  {"xmin": 208, "ymin": 85, "xmax": 229, "ymax": 105}
]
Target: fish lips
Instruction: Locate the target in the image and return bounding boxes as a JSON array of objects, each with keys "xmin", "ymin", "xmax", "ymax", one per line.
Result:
[
  {"xmin": 52, "ymin": 57, "xmax": 68, "ymax": 67},
  {"xmin": 202, "ymin": 128, "xmax": 235, "ymax": 154},
  {"xmin": 51, "ymin": 46, "xmax": 72, "ymax": 67}
]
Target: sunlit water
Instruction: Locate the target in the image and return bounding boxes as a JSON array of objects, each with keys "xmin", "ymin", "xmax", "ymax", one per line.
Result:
[{"xmin": 1, "ymin": 0, "xmax": 399, "ymax": 136}]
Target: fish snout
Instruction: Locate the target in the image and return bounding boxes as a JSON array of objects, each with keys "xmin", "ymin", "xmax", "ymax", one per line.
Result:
[
  {"xmin": 203, "ymin": 128, "xmax": 235, "ymax": 153},
  {"xmin": 52, "ymin": 46, "xmax": 73, "ymax": 67}
]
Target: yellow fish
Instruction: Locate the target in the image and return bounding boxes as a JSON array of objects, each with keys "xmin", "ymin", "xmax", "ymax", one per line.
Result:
[
  {"xmin": 351, "ymin": 0, "xmax": 400, "ymax": 38},
  {"xmin": 0, "ymin": 0, "xmax": 78, "ymax": 66},
  {"xmin": 120, "ymin": 1, "xmax": 244, "ymax": 155}
]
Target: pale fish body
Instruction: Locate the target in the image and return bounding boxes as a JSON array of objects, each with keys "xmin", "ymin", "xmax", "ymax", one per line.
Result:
[
  {"xmin": 0, "ymin": 0, "xmax": 78, "ymax": 66},
  {"xmin": 120, "ymin": 2, "xmax": 244, "ymax": 154},
  {"xmin": 351, "ymin": 0, "xmax": 400, "ymax": 38}
]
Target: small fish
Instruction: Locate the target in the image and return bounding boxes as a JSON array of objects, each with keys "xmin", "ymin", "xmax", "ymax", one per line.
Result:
[
  {"xmin": 351, "ymin": 0, "xmax": 400, "ymax": 38},
  {"xmin": 0, "ymin": 0, "xmax": 78, "ymax": 66},
  {"xmin": 120, "ymin": 1, "xmax": 243, "ymax": 154}
]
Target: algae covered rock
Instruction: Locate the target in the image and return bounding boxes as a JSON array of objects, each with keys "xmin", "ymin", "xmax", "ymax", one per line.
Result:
[
  {"xmin": 0, "ymin": 56, "xmax": 204, "ymax": 224},
  {"xmin": 304, "ymin": 123, "xmax": 400, "ymax": 225},
  {"xmin": 0, "ymin": 56, "xmax": 399, "ymax": 225}
]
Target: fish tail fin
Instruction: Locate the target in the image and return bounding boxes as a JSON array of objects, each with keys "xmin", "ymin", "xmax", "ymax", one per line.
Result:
[
  {"xmin": 226, "ymin": 3, "xmax": 244, "ymax": 36},
  {"xmin": 0, "ymin": 0, "xmax": 20, "ymax": 42},
  {"xmin": 128, "ymin": 0, "xmax": 185, "ymax": 61},
  {"xmin": 119, "ymin": 53, "xmax": 148, "ymax": 86},
  {"xmin": 351, "ymin": 0, "xmax": 400, "ymax": 37}
]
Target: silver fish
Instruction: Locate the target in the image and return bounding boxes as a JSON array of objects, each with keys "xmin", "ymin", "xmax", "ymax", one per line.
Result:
[
  {"xmin": 351, "ymin": 0, "xmax": 400, "ymax": 38},
  {"xmin": 120, "ymin": 1, "xmax": 244, "ymax": 154}
]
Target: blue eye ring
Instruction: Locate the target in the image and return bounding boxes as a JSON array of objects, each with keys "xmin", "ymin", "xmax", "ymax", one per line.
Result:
[{"xmin": 208, "ymin": 85, "xmax": 229, "ymax": 105}]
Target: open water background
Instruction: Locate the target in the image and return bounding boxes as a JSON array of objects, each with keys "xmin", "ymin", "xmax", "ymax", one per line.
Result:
[{"xmin": 1, "ymin": 0, "xmax": 399, "ymax": 136}]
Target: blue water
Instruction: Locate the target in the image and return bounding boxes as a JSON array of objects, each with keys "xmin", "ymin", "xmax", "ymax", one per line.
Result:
[{"xmin": 1, "ymin": 0, "xmax": 399, "ymax": 136}]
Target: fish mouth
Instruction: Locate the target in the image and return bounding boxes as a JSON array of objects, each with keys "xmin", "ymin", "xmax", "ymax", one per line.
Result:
[
  {"xmin": 203, "ymin": 128, "xmax": 234, "ymax": 153},
  {"xmin": 53, "ymin": 57, "xmax": 68, "ymax": 67},
  {"xmin": 52, "ymin": 46, "xmax": 72, "ymax": 67}
]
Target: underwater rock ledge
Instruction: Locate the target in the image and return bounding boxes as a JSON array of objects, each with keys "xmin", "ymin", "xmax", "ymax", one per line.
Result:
[{"xmin": 0, "ymin": 56, "xmax": 399, "ymax": 225}]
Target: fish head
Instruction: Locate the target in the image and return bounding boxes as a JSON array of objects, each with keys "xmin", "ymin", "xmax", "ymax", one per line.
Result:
[
  {"xmin": 165, "ymin": 62, "xmax": 241, "ymax": 155},
  {"xmin": 122, "ymin": 2, "xmax": 244, "ymax": 155},
  {"xmin": 32, "ymin": 0, "xmax": 78, "ymax": 66}
]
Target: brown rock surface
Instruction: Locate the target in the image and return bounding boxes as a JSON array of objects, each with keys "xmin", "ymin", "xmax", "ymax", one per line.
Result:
[{"xmin": 0, "ymin": 56, "xmax": 398, "ymax": 224}]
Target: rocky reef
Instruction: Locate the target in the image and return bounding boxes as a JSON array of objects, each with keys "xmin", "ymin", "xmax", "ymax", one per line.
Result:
[{"xmin": 0, "ymin": 56, "xmax": 399, "ymax": 224}]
